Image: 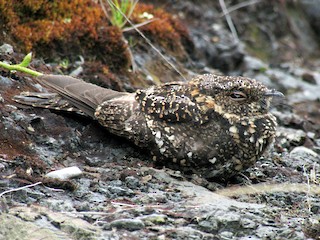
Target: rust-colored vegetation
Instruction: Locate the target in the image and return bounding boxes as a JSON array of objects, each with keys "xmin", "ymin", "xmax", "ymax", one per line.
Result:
[
  {"xmin": 0, "ymin": 0, "xmax": 130, "ymax": 71},
  {"xmin": 131, "ymin": 3, "xmax": 193, "ymax": 55},
  {"xmin": 0, "ymin": 1, "xmax": 192, "ymax": 73}
]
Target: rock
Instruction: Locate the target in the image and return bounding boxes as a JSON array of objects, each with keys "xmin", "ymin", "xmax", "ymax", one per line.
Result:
[
  {"xmin": 0, "ymin": 76, "xmax": 13, "ymax": 87},
  {"xmin": 255, "ymin": 226, "xmax": 278, "ymax": 239},
  {"xmin": 266, "ymin": 68, "xmax": 301, "ymax": 89},
  {"xmin": 301, "ymin": 0, "xmax": 320, "ymax": 40},
  {"xmin": 263, "ymin": 68, "xmax": 320, "ymax": 103},
  {"xmin": 45, "ymin": 166, "xmax": 82, "ymax": 180},
  {"xmin": 290, "ymin": 146, "xmax": 318, "ymax": 158},
  {"xmin": 70, "ymin": 66, "xmax": 83, "ymax": 77},
  {"xmin": 107, "ymin": 186, "xmax": 134, "ymax": 196},
  {"xmin": 47, "ymin": 212, "xmax": 99, "ymax": 239},
  {"xmin": 0, "ymin": 43, "xmax": 13, "ymax": 55},
  {"xmin": 6, "ymin": 206, "xmax": 100, "ymax": 240},
  {"xmin": 288, "ymin": 146, "xmax": 320, "ymax": 170},
  {"xmin": 45, "ymin": 199, "xmax": 76, "ymax": 212},
  {"xmin": 0, "ymin": 213, "xmax": 71, "ymax": 240},
  {"xmin": 190, "ymin": 22, "xmax": 244, "ymax": 72},
  {"xmin": 139, "ymin": 214, "xmax": 167, "ymax": 226},
  {"xmin": 109, "ymin": 219, "xmax": 145, "ymax": 231},
  {"xmin": 198, "ymin": 219, "xmax": 218, "ymax": 232},
  {"xmin": 125, "ymin": 176, "xmax": 140, "ymax": 189},
  {"xmin": 302, "ymin": 72, "xmax": 317, "ymax": 84},
  {"xmin": 0, "ymin": 162, "xmax": 6, "ymax": 172},
  {"xmin": 219, "ymin": 231, "xmax": 234, "ymax": 239},
  {"xmin": 167, "ymin": 226, "xmax": 217, "ymax": 239},
  {"xmin": 276, "ymin": 127, "xmax": 307, "ymax": 148},
  {"xmin": 306, "ymin": 132, "xmax": 315, "ymax": 139},
  {"xmin": 242, "ymin": 55, "xmax": 268, "ymax": 71}
]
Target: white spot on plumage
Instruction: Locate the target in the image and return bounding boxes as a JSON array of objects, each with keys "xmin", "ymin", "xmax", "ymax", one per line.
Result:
[
  {"xmin": 164, "ymin": 127, "xmax": 170, "ymax": 133},
  {"xmin": 209, "ymin": 157, "xmax": 217, "ymax": 164},
  {"xmin": 155, "ymin": 131, "xmax": 161, "ymax": 139},
  {"xmin": 168, "ymin": 135, "xmax": 175, "ymax": 141},
  {"xmin": 229, "ymin": 126, "xmax": 238, "ymax": 134}
]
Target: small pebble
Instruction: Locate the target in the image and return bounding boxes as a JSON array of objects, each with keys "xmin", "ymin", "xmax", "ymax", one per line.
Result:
[
  {"xmin": 290, "ymin": 146, "xmax": 318, "ymax": 158},
  {"xmin": 0, "ymin": 163, "xmax": 6, "ymax": 171},
  {"xmin": 0, "ymin": 43, "xmax": 14, "ymax": 55},
  {"xmin": 45, "ymin": 166, "xmax": 82, "ymax": 180},
  {"xmin": 110, "ymin": 218, "xmax": 145, "ymax": 231}
]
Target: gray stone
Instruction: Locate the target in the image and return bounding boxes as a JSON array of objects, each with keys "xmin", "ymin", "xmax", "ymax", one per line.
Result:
[
  {"xmin": 290, "ymin": 146, "xmax": 318, "ymax": 159},
  {"xmin": 0, "ymin": 76, "xmax": 13, "ymax": 87},
  {"xmin": 125, "ymin": 176, "xmax": 140, "ymax": 189},
  {"xmin": 276, "ymin": 127, "xmax": 307, "ymax": 148},
  {"xmin": 255, "ymin": 226, "xmax": 277, "ymax": 238},
  {"xmin": 198, "ymin": 219, "xmax": 218, "ymax": 232},
  {"xmin": 288, "ymin": 146, "xmax": 320, "ymax": 170},
  {"xmin": 0, "ymin": 43, "xmax": 13, "ymax": 55},
  {"xmin": 107, "ymin": 186, "xmax": 134, "ymax": 196},
  {"xmin": 139, "ymin": 214, "xmax": 168, "ymax": 225},
  {"xmin": 242, "ymin": 55, "xmax": 268, "ymax": 71},
  {"xmin": 110, "ymin": 219, "xmax": 145, "ymax": 231},
  {"xmin": 219, "ymin": 231, "xmax": 234, "ymax": 239}
]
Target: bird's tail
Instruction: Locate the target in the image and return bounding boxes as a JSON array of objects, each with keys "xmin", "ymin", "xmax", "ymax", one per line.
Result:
[{"xmin": 13, "ymin": 74, "xmax": 128, "ymax": 118}]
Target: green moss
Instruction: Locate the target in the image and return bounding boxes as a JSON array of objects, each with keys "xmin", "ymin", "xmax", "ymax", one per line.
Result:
[{"xmin": 245, "ymin": 25, "xmax": 272, "ymax": 62}]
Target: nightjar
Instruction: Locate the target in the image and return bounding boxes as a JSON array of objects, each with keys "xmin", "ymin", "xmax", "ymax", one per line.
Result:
[{"xmin": 13, "ymin": 74, "xmax": 283, "ymax": 179}]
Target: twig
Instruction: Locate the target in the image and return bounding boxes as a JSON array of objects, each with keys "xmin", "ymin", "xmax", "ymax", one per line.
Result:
[
  {"xmin": 0, "ymin": 182, "xmax": 42, "ymax": 198},
  {"xmin": 219, "ymin": 0, "xmax": 262, "ymax": 17},
  {"xmin": 219, "ymin": 0, "xmax": 239, "ymax": 43},
  {"xmin": 43, "ymin": 185, "xmax": 65, "ymax": 192},
  {"xmin": 122, "ymin": 18, "xmax": 158, "ymax": 32},
  {"xmin": 99, "ymin": 0, "xmax": 110, "ymax": 20}
]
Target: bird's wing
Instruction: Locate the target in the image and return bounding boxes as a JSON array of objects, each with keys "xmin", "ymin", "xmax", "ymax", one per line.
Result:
[
  {"xmin": 14, "ymin": 74, "xmax": 128, "ymax": 118},
  {"xmin": 135, "ymin": 82, "xmax": 212, "ymax": 124}
]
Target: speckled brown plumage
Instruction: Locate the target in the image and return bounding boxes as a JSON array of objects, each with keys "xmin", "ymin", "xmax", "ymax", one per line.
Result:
[{"xmin": 13, "ymin": 74, "xmax": 283, "ymax": 179}]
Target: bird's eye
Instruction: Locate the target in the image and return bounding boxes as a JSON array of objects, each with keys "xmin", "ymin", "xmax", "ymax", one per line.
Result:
[{"xmin": 230, "ymin": 91, "xmax": 247, "ymax": 101}]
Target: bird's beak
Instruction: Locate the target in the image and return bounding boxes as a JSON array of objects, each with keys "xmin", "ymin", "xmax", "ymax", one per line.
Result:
[{"xmin": 264, "ymin": 90, "xmax": 284, "ymax": 98}]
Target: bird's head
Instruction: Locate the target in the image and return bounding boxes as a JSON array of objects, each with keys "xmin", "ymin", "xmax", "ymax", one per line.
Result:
[{"xmin": 192, "ymin": 74, "xmax": 283, "ymax": 120}]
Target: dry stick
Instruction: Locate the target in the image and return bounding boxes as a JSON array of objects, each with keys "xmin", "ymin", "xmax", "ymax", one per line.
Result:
[
  {"xmin": 219, "ymin": 0, "xmax": 239, "ymax": 43},
  {"xmin": 99, "ymin": 0, "xmax": 110, "ymax": 20},
  {"xmin": 219, "ymin": 0, "xmax": 262, "ymax": 17},
  {"xmin": 0, "ymin": 182, "xmax": 42, "ymax": 198},
  {"xmin": 106, "ymin": 0, "xmax": 187, "ymax": 81},
  {"xmin": 303, "ymin": 165, "xmax": 312, "ymax": 212},
  {"xmin": 122, "ymin": 19, "xmax": 158, "ymax": 32}
]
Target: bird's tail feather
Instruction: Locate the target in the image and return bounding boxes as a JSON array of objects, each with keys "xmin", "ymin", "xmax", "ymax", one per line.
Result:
[
  {"xmin": 13, "ymin": 74, "xmax": 128, "ymax": 118},
  {"xmin": 13, "ymin": 92, "xmax": 85, "ymax": 115}
]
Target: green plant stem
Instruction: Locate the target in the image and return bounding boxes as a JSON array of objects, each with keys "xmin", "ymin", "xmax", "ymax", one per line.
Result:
[{"xmin": 0, "ymin": 61, "xmax": 42, "ymax": 77}]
